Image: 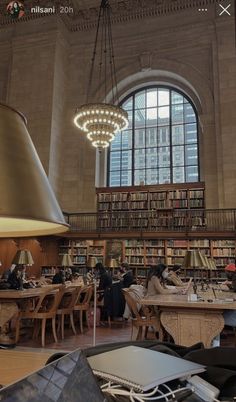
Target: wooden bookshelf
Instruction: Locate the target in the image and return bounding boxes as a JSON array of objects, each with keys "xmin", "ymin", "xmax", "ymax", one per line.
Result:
[
  {"xmin": 58, "ymin": 240, "xmax": 105, "ymax": 270},
  {"xmin": 96, "ymin": 183, "xmax": 205, "ymax": 230},
  {"xmin": 41, "ymin": 266, "xmax": 56, "ymax": 278},
  {"xmin": 39, "ymin": 237, "xmax": 235, "ymax": 280},
  {"xmin": 122, "ymin": 238, "xmax": 234, "ymax": 279}
]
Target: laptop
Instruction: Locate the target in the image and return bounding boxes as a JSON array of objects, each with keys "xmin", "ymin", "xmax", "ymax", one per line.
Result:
[
  {"xmin": 0, "ymin": 349, "xmax": 106, "ymax": 402},
  {"xmin": 88, "ymin": 346, "xmax": 205, "ymax": 392}
]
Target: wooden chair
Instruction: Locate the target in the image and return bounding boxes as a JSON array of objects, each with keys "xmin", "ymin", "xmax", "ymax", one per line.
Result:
[
  {"xmin": 56, "ymin": 286, "xmax": 81, "ymax": 339},
  {"xmin": 73, "ymin": 285, "xmax": 93, "ymax": 333},
  {"xmin": 15, "ymin": 286, "xmax": 64, "ymax": 347},
  {"xmin": 122, "ymin": 288, "xmax": 163, "ymax": 341}
]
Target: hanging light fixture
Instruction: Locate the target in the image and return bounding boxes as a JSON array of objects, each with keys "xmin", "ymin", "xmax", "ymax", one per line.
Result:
[
  {"xmin": 73, "ymin": 0, "xmax": 128, "ymax": 152},
  {"xmin": 0, "ymin": 103, "xmax": 68, "ymax": 237}
]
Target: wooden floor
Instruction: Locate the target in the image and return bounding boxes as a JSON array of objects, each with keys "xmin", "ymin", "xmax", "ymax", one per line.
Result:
[
  {"xmin": 16, "ymin": 320, "xmax": 132, "ymax": 352},
  {"xmin": 15, "ymin": 320, "xmax": 236, "ymax": 353}
]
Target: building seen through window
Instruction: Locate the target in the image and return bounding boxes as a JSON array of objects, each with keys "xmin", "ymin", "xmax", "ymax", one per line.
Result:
[{"xmin": 108, "ymin": 86, "xmax": 199, "ymax": 187}]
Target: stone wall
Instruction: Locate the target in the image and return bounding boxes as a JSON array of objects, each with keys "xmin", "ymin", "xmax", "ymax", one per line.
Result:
[{"xmin": 0, "ymin": 1, "xmax": 235, "ymax": 211}]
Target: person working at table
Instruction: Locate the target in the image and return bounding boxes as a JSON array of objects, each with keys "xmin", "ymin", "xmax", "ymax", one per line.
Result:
[
  {"xmin": 119, "ymin": 262, "xmax": 136, "ymax": 288},
  {"xmin": 146, "ymin": 264, "xmax": 181, "ymax": 296},
  {"xmin": 7, "ymin": 265, "xmax": 35, "ymax": 289}
]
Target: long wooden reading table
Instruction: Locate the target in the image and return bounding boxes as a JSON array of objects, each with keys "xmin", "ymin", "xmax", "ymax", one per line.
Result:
[
  {"xmin": 0, "ymin": 285, "xmax": 82, "ymax": 346},
  {"xmin": 141, "ymin": 293, "xmax": 236, "ymax": 347}
]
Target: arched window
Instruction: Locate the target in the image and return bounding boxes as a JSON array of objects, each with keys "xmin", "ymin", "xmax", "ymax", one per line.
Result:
[{"xmin": 108, "ymin": 86, "xmax": 199, "ymax": 187}]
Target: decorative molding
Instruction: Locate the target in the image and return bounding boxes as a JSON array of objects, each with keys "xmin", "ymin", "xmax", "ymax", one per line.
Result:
[
  {"xmin": 0, "ymin": 0, "xmax": 220, "ymax": 31},
  {"xmin": 139, "ymin": 53, "xmax": 153, "ymax": 72}
]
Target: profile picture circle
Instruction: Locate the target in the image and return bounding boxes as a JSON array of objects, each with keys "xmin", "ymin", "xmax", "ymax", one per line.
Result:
[{"xmin": 7, "ymin": 1, "xmax": 25, "ymax": 19}]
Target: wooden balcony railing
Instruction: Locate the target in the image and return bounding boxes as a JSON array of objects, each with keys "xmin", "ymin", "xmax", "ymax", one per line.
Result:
[{"xmin": 63, "ymin": 209, "xmax": 236, "ymax": 235}]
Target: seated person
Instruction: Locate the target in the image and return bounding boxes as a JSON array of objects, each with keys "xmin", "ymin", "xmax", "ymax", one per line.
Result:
[
  {"xmin": 2, "ymin": 264, "xmax": 16, "ymax": 281},
  {"xmin": 65, "ymin": 267, "xmax": 72, "ymax": 281},
  {"xmin": 52, "ymin": 267, "xmax": 64, "ymax": 284},
  {"xmin": 119, "ymin": 262, "xmax": 136, "ymax": 288},
  {"xmin": 167, "ymin": 264, "xmax": 185, "ymax": 287},
  {"xmin": 145, "ymin": 264, "xmax": 182, "ymax": 296},
  {"xmin": 222, "ymin": 264, "xmax": 236, "ymax": 326},
  {"xmin": 7, "ymin": 265, "xmax": 35, "ymax": 289}
]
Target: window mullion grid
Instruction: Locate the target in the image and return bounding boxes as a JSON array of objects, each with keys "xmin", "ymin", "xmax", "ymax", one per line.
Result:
[
  {"xmin": 132, "ymin": 93, "xmax": 135, "ymax": 186},
  {"xmin": 144, "ymin": 89, "xmax": 147, "ymax": 185},
  {"xmin": 170, "ymin": 90, "xmax": 173, "ymax": 184},
  {"xmin": 183, "ymin": 102, "xmax": 186, "ymax": 183}
]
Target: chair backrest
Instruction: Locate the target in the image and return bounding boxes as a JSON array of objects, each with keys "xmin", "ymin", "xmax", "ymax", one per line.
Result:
[
  {"xmin": 122, "ymin": 288, "xmax": 142, "ymax": 319},
  {"xmin": 34, "ymin": 286, "xmax": 64, "ymax": 315},
  {"xmin": 76, "ymin": 285, "xmax": 93, "ymax": 306},
  {"xmin": 58, "ymin": 286, "xmax": 82, "ymax": 311}
]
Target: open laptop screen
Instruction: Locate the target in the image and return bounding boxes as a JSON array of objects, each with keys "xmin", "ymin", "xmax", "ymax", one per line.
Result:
[{"xmin": 0, "ymin": 349, "xmax": 106, "ymax": 402}]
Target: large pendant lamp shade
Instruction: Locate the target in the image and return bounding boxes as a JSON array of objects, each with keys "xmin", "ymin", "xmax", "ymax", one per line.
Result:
[{"xmin": 0, "ymin": 103, "xmax": 68, "ymax": 237}]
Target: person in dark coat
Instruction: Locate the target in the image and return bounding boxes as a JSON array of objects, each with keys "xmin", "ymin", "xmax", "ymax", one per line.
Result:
[
  {"xmin": 119, "ymin": 262, "xmax": 136, "ymax": 288},
  {"xmin": 95, "ymin": 262, "xmax": 112, "ymax": 293}
]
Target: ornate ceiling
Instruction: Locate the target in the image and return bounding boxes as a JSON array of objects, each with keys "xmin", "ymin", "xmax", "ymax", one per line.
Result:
[{"xmin": 0, "ymin": 0, "xmax": 219, "ymax": 30}]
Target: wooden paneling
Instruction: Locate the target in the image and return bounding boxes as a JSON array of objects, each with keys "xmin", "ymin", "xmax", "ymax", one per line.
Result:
[{"xmin": 0, "ymin": 237, "xmax": 59, "ymax": 279}]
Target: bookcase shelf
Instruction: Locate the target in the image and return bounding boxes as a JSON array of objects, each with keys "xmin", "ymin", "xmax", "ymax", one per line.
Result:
[
  {"xmin": 122, "ymin": 238, "xmax": 235, "ymax": 279},
  {"xmin": 97, "ymin": 183, "xmax": 205, "ymax": 230},
  {"xmin": 58, "ymin": 240, "xmax": 105, "ymax": 270}
]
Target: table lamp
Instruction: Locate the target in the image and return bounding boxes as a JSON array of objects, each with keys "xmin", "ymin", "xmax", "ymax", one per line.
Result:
[
  {"xmin": 87, "ymin": 256, "xmax": 97, "ymax": 270},
  {"xmin": 0, "ymin": 103, "xmax": 68, "ymax": 237},
  {"xmin": 12, "ymin": 249, "xmax": 34, "ymax": 290},
  {"xmin": 182, "ymin": 250, "xmax": 207, "ymax": 294},
  {"xmin": 107, "ymin": 257, "xmax": 118, "ymax": 269},
  {"xmin": 60, "ymin": 254, "xmax": 73, "ymax": 284}
]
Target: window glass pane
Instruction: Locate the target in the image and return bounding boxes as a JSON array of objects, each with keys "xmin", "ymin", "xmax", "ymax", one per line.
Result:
[
  {"xmin": 127, "ymin": 110, "xmax": 133, "ymax": 129},
  {"xmin": 158, "ymin": 106, "xmax": 170, "ymax": 126},
  {"xmin": 172, "ymin": 125, "xmax": 184, "ymax": 145},
  {"xmin": 109, "ymin": 171, "xmax": 120, "ymax": 187},
  {"xmin": 135, "ymin": 129, "xmax": 145, "ymax": 148},
  {"xmin": 146, "ymin": 169, "xmax": 158, "ymax": 185},
  {"xmin": 158, "ymin": 127, "xmax": 170, "ymax": 146},
  {"xmin": 108, "ymin": 87, "xmax": 199, "ymax": 187},
  {"xmin": 111, "ymin": 132, "xmax": 121, "ymax": 151},
  {"xmin": 110, "ymin": 151, "xmax": 121, "ymax": 171},
  {"xmin": 122, "ymin": 97, "xmax": 133, "ymax": 111},
  {"xmin": 121, "ymin": 170, "xmax": 132, "ymax": 186},
  {"xmin": 185, "ymin": 123, "xmax": 197, "ymax": 143},
  {"xmin": 185, "ymin": 145, "xmax": 198, "ymax": 166},
  {"xmin": 134, "ymin": 170, "xmax": 145, "ymax": 185},
  {"xmin": 121, "ymin": 150, "xmax": 132, "ymax": 170},
  {"xmin": 135, "ymin": 149, "xmax": 145, "ymax": 169},
  {"xmin": 147, "ymin": 89, "xmax": 157, "ymax": 107},
  {"xmin": 146, "ymin": 127, "xmax": 157, "ymax": 147},
  {"xmin": 172, "ymin": 104, "xmax": 184, "ymax": 124},
  {"xmin": 158, "ymin": 89, "xmax": 169, "ymax": 106},
  {"xmin": 184, "ymin": 103, "xmax": 196, "ymax": 123},
  {"xmin": 172, "ymin": 91, "xmax": 184, "ymax": 104},
  {"xmin": 159, "ymin": 168, "xmax": 170, "ymax": 184},
  {"xmin": 122, "ymin": 130, "xmax": 132, "ymax": 149},
  {"xmin": 135, "ymin": 91, "xmax": 145, "ymax": 109},
  {"xmin": 186, "ymin": 166, "xmax": 199, "ymax": 182},
  {"xmin": 146, "ymin": 148, "xmax": 158, "ymax": 168},
  {"xmin": 146, "ymin": 108, "xmax": 157, "ymax": 126},
  {"xmin": 173, "ymin": 167, "xmax": 185, "ymax": 183},
  {"xmin": 134, "ymin": 109, "xmax": 145, "ymax": 128},
  {"xmin": 172, "ymin": 145, "xmax": 184, "ymax": 166},
  {"xmin": 158, "ymin": 147, "xmax": 170, "ymax": 167}
]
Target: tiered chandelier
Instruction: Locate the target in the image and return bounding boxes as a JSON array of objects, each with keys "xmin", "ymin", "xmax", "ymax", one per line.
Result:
[{"xmin": 74, "ymin": 0, "xmax": 128, "ymax": 152}]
